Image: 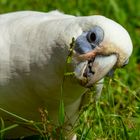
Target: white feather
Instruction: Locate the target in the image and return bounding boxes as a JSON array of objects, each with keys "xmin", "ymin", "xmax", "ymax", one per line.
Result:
[{"xmin": 0, "ymin": 11, "xmax": 133, "ymax": 138}]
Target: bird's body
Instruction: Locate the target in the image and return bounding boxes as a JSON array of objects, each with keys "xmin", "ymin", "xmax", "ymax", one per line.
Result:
[
  {"xmin": 0, "ymin": 11, "xmax": 84, "ymax": 135},
  {"xmin": 0, "ymin": 11, "xmax": 132, "ymax": 139}
]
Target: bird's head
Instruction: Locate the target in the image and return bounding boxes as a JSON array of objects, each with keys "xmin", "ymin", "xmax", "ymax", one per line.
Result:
[{"xmin": 73, "ymin": 15, "xmax": 133, "ymax": 87}]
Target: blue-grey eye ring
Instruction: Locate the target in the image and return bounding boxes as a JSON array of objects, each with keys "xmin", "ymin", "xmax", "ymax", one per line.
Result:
[{"xmin": 86, "ymin": 26, "xmax": 104, "ymax": 46}]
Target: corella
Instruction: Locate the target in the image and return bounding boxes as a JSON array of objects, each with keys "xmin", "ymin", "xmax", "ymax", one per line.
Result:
[{"xmin": 0, "ymin": 11, "xmax": 132, "ymax": 139}]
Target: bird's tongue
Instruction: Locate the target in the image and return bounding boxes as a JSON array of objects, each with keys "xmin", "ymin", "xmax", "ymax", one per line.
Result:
[{"xmin": 85, "ymin": 54, "xmax": 117, "ymax": 87}]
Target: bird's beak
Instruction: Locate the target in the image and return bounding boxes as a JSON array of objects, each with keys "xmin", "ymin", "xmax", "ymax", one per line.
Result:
[
  {"xmin": 85, "ymin": 54, "xmax": 117, "ymax": 87},
  {"xmin": 74, "ymin": 54, "xmax": 117, "ymax": 88}
]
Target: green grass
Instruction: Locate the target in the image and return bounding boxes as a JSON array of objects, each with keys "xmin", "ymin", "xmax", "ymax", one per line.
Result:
[{"xmin": 0, "ymin": 0, "xmax": 140, "ymax": 139}]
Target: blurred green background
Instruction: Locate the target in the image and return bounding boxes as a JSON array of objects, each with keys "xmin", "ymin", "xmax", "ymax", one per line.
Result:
[{"xmin": 0, "ymin": 0, "xmax": 140, "ymax": 139}]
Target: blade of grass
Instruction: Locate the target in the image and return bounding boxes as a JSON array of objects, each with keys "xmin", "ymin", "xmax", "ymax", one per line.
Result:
[
  {"xmin": 80, "ymin": 122, "xmax": 86, "ymax": 140},
  {"xmin": 0, "ymin": 107, "xmax": 30, "ymax": 123},
  {"xmin": 58, "ymin": 99, "xmax": 65, "ymax": 126},
  {"xmin": 0, "ymin": 118, "xmax": 5, "ymax": 140},
  {"xmin": 114, "ymin": 78, "xmax": 140, "ymax": 101},
  {"xmin": 109, "ymin": 114, "xmax": 129, "ymax": 140},
  {"xmin": 0, "ymin": 124, "xmax": 18, "ymax": 133},
  {"xmin": 96, "ymin": 102, "xmax": 103, "ymax": 135},
  {"xmin": 0, "ymin": 107, "xmax": 45, "ymax": 138}
]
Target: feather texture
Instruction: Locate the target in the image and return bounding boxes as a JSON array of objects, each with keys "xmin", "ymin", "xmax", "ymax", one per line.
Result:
[{"xmin": 0, "ymin": 11, "xmax": 132, "ymax": 138}]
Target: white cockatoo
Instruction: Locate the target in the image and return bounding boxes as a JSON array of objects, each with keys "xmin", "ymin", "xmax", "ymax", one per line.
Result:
[{"xmin": 0, "ymin": 11, "xmax": 132, "ymax": 139}]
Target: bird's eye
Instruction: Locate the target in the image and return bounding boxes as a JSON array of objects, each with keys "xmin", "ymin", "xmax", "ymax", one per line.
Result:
[
  {"xmin": 86, "ymin": 26, "xmax": 104, "ymax": 46},
  {"xmin": 88, "ymin": 32, "xmax": 96, "ymax": 42}
]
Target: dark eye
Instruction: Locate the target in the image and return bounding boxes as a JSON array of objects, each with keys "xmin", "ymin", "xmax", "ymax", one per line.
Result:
[
  {"xmin": 86, "ymin": 26, "xmax": 104, "ymax": 45},
  {"xmin": 88, "ymin": 32, "xmax": 96, "ymax": 42}
]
